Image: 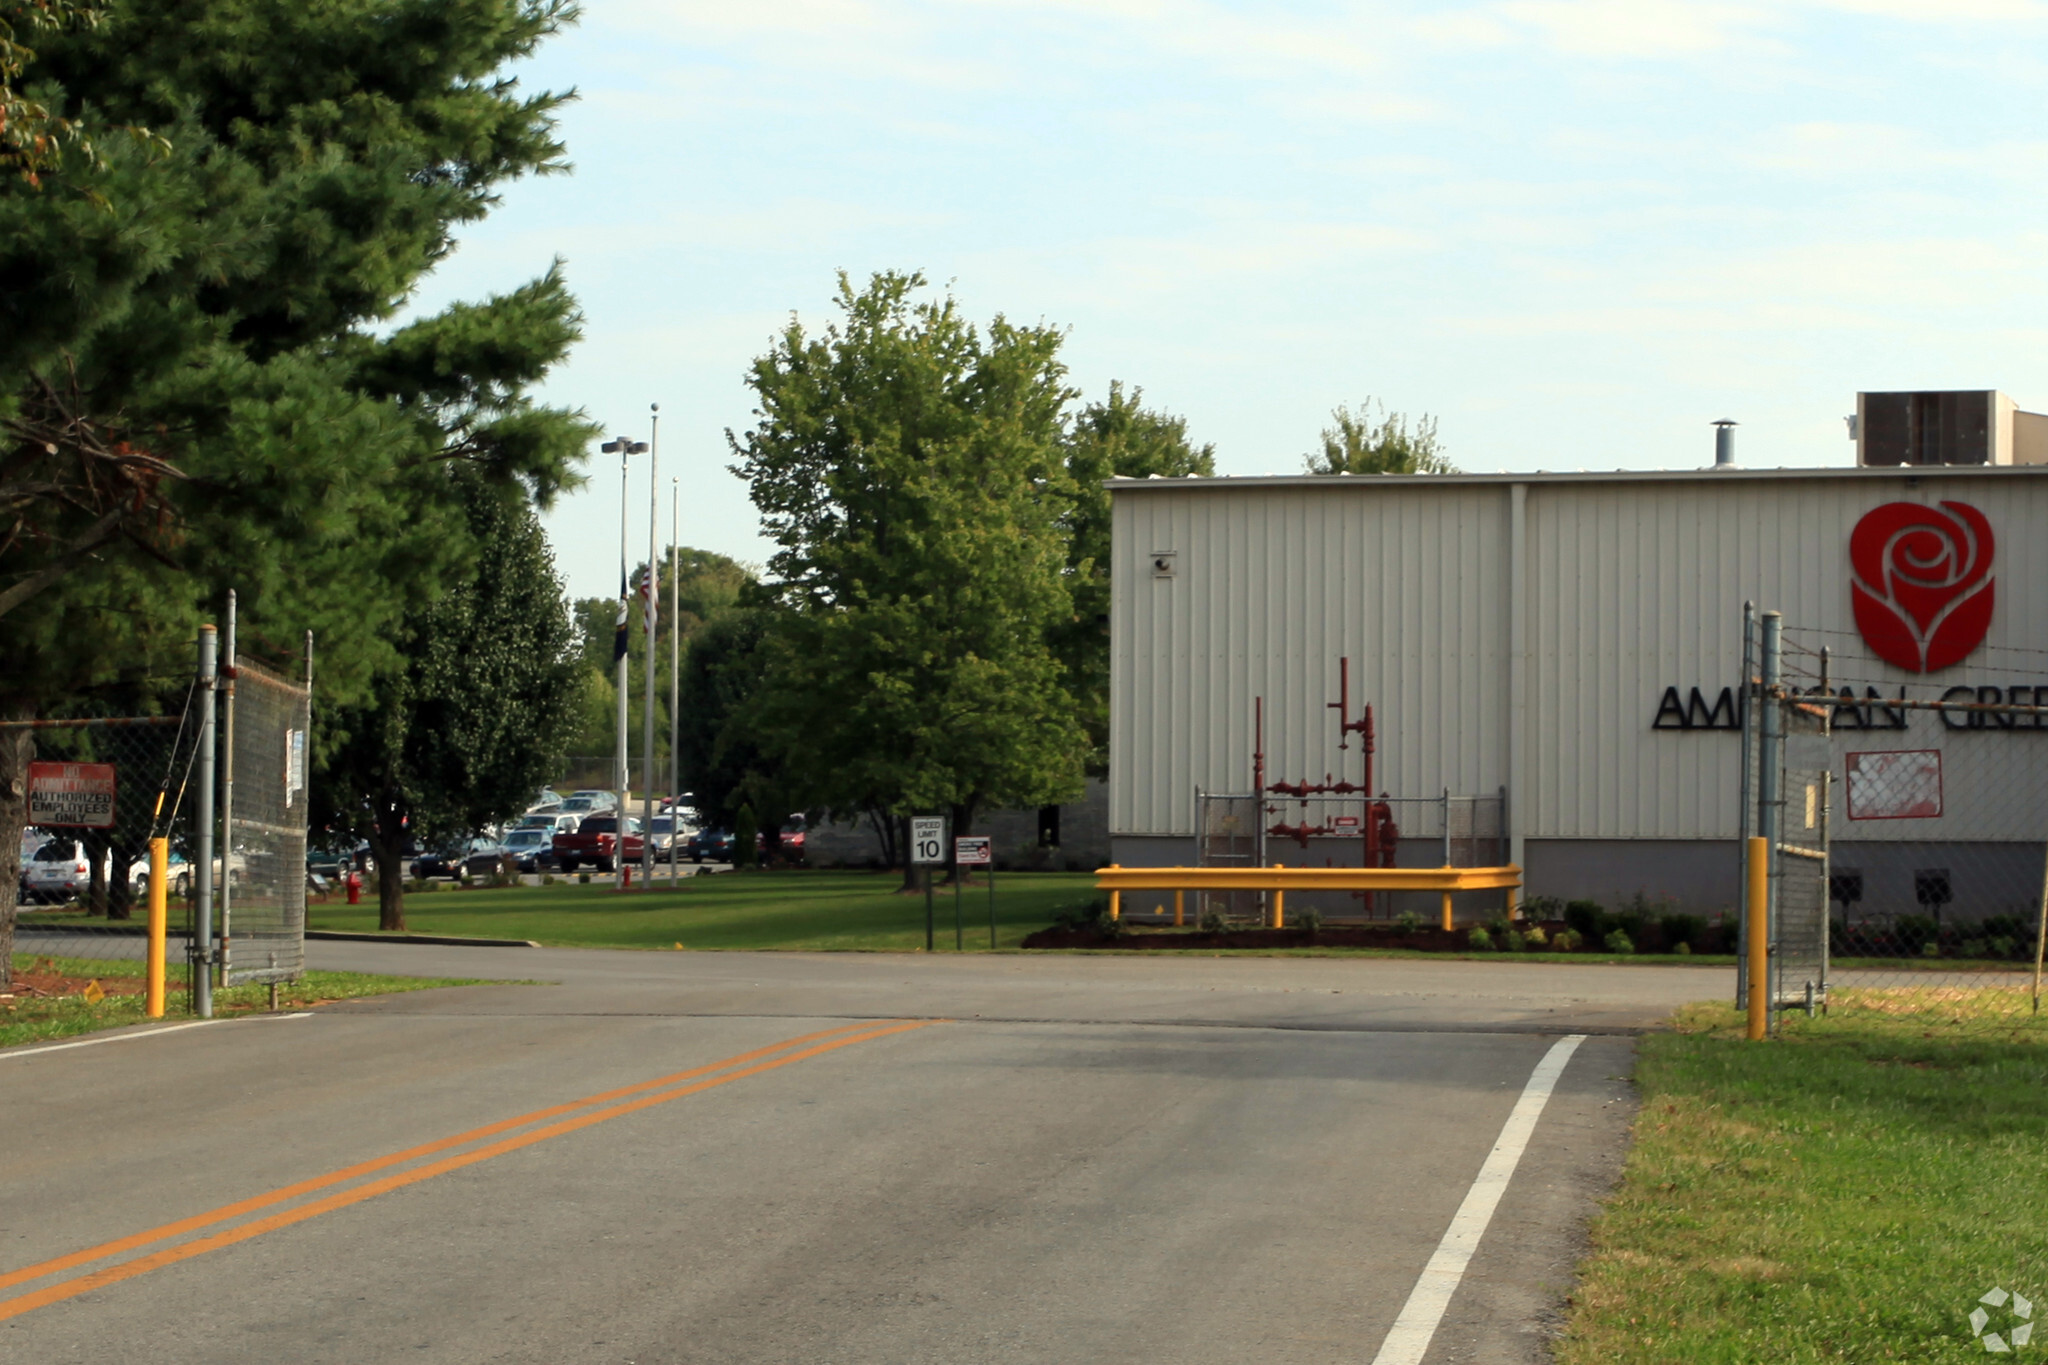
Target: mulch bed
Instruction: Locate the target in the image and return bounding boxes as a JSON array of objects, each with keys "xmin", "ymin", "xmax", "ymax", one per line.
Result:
[
  {"xmin": 1020, "ymin": 918, "xmax": 1729, "ymax": 954},
  {"xmin": 1021, "ymin": 924, "xmax": 1476, "ymax": 951},
  {"xmin": 0, "ymin": 960, "xmax": 147, "ymax": 1000}
]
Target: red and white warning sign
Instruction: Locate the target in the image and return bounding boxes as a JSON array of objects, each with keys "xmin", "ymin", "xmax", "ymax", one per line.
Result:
[
  {"xmin": 28, "ymin": 761, "xmax": 117, "ymax": 828},
  {"xmin": 954, "ymin": 836, "xmax": 993, "ymax": 867}
]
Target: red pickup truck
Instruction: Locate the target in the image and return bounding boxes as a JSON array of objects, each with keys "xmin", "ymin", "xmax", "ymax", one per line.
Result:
[{"xmin": 552, "ymin": 815, "xmax": 644, "ymax": 874}]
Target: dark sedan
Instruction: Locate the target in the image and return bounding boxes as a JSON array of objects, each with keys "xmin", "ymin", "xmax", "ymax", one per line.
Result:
[
  {"xmin": 684, "ymin": 828, "xmax": 733, "ymax": 864},
  {"xmin": 411, "ymin": 838, "xmax": 501, "ymax": 880}
]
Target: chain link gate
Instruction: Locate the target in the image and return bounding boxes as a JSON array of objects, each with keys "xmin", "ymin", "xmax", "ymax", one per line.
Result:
[
  {"xmin": 1772, "ymin": 694, "xmax": 1832, "ymax": 1018},
  {"xmin": 221, "ymin": 654, "xmax": 311, "ymax": 986}
]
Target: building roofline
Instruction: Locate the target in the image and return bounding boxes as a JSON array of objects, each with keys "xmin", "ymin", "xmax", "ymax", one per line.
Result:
[{"xmin": 1105, "ymin": 464, "xmax": 2048, "ymax": 492}]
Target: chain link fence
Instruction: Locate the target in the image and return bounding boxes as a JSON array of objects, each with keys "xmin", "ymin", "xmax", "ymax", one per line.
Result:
[
  {"xmin": 10, "ymin": 711, "xmax": 200, "ymax": 997},
  {"xmin": 1749, "ymin": 621, "xmax": 2048, "ymax": 1030}
]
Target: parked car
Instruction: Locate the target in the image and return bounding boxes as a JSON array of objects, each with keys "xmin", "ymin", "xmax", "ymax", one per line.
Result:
[
  {"xmin": 129, "ymin": 850, "xmax": 194, "ymax": 899},
  {"xmin": 684, "ymin": 828, "xmax": 734, "ymax": 864},
  {"xmin": 411, "ymin": 838, "xmax": 499, "ymax": 880},
  {"xmin": 775, "ymin": 814, "xmax": 807, "ymax": 862},
  {"xmin": 552, "ymin": 815, "xmax": 643, "ymax": 874},
  {"xmin": 528, "ymin": 788, "xmax": 563, "ymax": 813},
  {"xmin": 499, "ymin": 827, "xmax": 555, "ymax": 874},
  {"xmin": 646, "ymin": 813, "xmax": 696, "ymax": 857},
  {"xmin": 557, "ymin": 789, "xmax": 618, "ymax": 817},
  {"xmin": 23, "ymin": 839, "xmax": 96, "ymax": 903}
]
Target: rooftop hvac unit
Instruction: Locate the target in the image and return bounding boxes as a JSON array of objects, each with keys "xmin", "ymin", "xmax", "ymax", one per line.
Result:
[{"xmin": 1855, "ymin": 390, "xmax": 2048, "ymax": 467}]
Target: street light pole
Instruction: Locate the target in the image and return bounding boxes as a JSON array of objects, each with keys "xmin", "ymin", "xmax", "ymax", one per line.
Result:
[
  {"xmin": 642, "ymin": 404, "xmax": 659, "ymax": 889},
  {"xmin": 599, "ymin": 431, "xmax": 648, "ymax": 891},
  {"xmin": 669, "ymin": 474, "xmax": 681, "ymax": 885}
]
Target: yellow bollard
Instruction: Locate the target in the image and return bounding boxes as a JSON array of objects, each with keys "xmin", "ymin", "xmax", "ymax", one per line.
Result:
[
  {"xmin": 1272, "ymin": 888, "xmax": 1285, "ymax": 929},
  {"xmin": 1108, "ymin": 891, "xmax": 1120, "ymax": 922},
  {"xmin": 146, "ymin": 837, "xmax": 168, "ymax": 1018},
  {"xmin": 1746, "ymin": 836, "xmax": 1769, "ymax": 1040},
  {"xmin": 1174, "ymin": 889, "xmax": 1184, "ymax": 927},
  {"xmin": 1441, "ymin": 890, "xmax": 1454, "ymax": 933}
]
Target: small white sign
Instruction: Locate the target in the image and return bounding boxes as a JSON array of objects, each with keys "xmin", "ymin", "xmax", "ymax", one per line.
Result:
[
  {"xmin": 955, "ymin": 836, "xmax": 992, "ymax": 867},
  {"xmin": 1845, "ymin": 749, "xmax": 1942, "ymax": 821},
  {"xmin": 911, "ymin": 816, "xmax": 947, "ymax": 865}
]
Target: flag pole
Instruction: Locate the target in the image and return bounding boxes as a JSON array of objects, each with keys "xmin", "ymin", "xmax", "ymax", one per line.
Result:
[{"xmin": 642, "ymin": 404, "xmax": 659, "ymax": 889}]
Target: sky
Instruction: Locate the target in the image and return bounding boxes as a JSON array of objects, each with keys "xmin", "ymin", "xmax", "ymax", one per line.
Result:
[{"xmin": 406, "ymin": 0, "xmax": 2048, "ymax": 603}]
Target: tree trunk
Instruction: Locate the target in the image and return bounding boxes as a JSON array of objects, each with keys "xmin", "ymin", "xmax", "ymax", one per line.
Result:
[
  {"xmin": 106, "ymin": 835, "xmax": 142, "ymax": 921},
  {"xmin": 0, "ymin": 704, "xmax": 32, "ymax": 990},
  {"xmin": 83, "ymin": 826, "xmax": 111, "ymax": 916},
  {"xmin": 370, "ymin": 796, "xmax": 407, "ymax": 932},
  {"xmin": 866, "ymin": 806, "xmax": 900, "ymax": 871},
  {"xmin": 898, "ymin": 812, "xmax": 918, "ymax": 892}
]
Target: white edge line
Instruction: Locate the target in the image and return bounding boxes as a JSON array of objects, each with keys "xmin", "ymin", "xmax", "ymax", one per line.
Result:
[
  {"xmin": 1, "ymin": 1012, "xmax": 312, "ymax": 1062},
  {"xmin": 1369, "ymin": 1033, "xmax": 1588, "ymax": 1365}
]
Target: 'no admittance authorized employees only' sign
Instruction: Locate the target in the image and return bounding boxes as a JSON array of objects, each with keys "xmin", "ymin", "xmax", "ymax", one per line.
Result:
[{"xmin": 28, "ymin": 762, "xmax": 117, "ymax": 828}]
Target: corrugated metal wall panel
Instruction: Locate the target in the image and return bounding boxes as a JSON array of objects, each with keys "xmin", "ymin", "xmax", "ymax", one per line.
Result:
[{"xmin": 1113, "ymin": 469, "xmax": 2048, "ymax": 844}]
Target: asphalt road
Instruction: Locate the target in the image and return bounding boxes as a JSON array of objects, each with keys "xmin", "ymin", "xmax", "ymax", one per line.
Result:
[{"xmin": 1, "ymin": 949, "xmax": 1725, "ymax": 1363}]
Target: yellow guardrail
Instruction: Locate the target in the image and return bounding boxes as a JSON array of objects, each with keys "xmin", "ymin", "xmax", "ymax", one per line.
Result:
[{"xmin": 1093, "ymin": 864, "xmax": 1523, "ymax": 930}]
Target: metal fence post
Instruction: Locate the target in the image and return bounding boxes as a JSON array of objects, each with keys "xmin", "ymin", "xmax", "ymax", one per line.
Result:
[
  {"xmin": 1757, "ymin": 610, "xmax": 1784, "ymax": 1032},
  {"xmin": 219, "ymin": 590, "xmax": 236, "ymax": 988},
  {"xmin": 1736, "ymin": 601, "xmax": 1755, "ymax": 1007},
  {"xmin": 1441, "ymin": 787, "xmax": 1452, "ymax": 868},
  {"xmin": 193, "ymin": 625, "xmax": 217, "ymax": 1019}
]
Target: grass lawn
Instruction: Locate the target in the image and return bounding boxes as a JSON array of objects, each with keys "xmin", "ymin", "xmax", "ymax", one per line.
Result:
[
  {"xmin": 309, "ymin": 869, "xmax": 1103, "ymax": 951},
  {"xmin": 1559, "ymin": 997, "xmax": 2048, "ymax": 1362},
  {"xmin": 1, "ymin": 955, "xmax": 488, "ymax": 1050}
]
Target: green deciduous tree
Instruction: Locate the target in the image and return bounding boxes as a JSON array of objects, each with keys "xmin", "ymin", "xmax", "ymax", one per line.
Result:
[
  {"xmin": 730, "ymin": 271, "xmax": 1086, "ymax": 881},
  {"xmin": 1058, "ymin": 381, "xmax": 1214, "ymax": 772},
  {"xmin": 1304, "ymin": 400, "xmax": 1455, "ymax": 475},
  {"xmin": 314, "ymin": 472, "xmax": 582, "ymax": 929},
  {"xmin": 0, "ymin": 0, "xmax": 590, "ymax": 976}
]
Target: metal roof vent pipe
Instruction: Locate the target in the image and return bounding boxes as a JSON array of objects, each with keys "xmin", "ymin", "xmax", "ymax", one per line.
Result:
[{"xmin": 1711, "ymin": 418, "xmax": 1739, "ymax": 470}]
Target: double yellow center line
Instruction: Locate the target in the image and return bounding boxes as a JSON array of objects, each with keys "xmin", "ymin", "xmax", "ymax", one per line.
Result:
[{"xmin": 0, "ymin": 1017, "xmax": 936, "ymax": 1323}]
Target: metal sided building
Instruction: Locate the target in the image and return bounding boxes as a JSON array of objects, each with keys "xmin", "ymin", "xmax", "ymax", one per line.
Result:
[{"xmin": 1106, "ymin": 460, "xmax": 2048, "ymax": 919}]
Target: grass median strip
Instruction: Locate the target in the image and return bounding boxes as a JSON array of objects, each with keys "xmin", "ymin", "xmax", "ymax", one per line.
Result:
[
  {"xmin": 307, "ymin": 869, "xmax": 1100, "ymax": 950},
  {"xmin": 1, "ymin": 956, "xmax": 491, "ymax": 1051},
  {"xmin": 1559, "ymin": 1001, "xmax": 2048, "ymax": 1362},
  {"xmin": 0, "ymin": 1018, "xmax": 936, "ymax": 1322}
]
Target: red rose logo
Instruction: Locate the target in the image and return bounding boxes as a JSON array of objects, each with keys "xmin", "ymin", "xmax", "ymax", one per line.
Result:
[{"xmin": 1849, "ymin": 500, "xmax": 1995, "ymax": 673}]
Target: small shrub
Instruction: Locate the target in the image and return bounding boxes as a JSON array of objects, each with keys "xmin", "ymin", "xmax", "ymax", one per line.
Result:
[
  {"xmin": 577, "ymin": 871, "xmax": 591, "ymax": 884},
  {"xmin": 1521, "ymin": 895, "xmax": 1564, "ymax": 921},
  {"xmin": 1291, "ymin": 908, "xmax": 1323, "ymax": 934},
  {"xmin": 1960, "ymin": 939, "xmax": 1989, "ymax": 959},
  {"xmin": 1393, "ymin": 910, "xmax": 1424, "ymax": 934},
  {"xmin": 1485, "ymin": 914, "xmax": 1512, "ymax": 939},
  {"xmin": 1657, "ymin": 913, "xmax": 1705, "ymax": 948},
  {"xmin": 1602, "ymin": 929, "xmax": 1634, "ymax": 955},
  {"xmin": 1921, "ymin": 940, "xmax": 1942, "ymax": 958},
  {"xmin": 1894, "ymin": 915, "xmax": 1939, "ymax": 952},
  {"xmin": 1521, "ymin": 924, "xmax": 1548, "ymax": 948},
  {"xmin": 1565, "ymin": 900, "xmax": 1610, "ymax": 940},
  {"xmin": 1198, "ymin": 904, "xmax": 1231, "ymax": 933},
  {"xmin": 1989, "ymin": 936, "xmax": 2019, "ymax": 960},
  {"xmin": 1505, "ymin": 929, "xmax": 1526, "ymax": 952},
  {"xmin": 541, "ymin": 873, "xmax": 557, "ymax": 886},
  {"xmin": 1672, "ymin": 941, "xmax": 1692, "ymax": 956},
  {"xmin": 1553, "ymin": 928, "xmax": 1582, "ymax": 952},
  {"xmin": 1980, "ymin": 914, "xmax": 2027, "ymax": 940},
  {"xmin": 1467, "ymin": 926, "xmax": 1495, "ymax": 951}
]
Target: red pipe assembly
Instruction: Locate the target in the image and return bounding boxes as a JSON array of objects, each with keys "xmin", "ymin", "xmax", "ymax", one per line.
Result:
[{"xmin": 1260, "ymin": 658, "xmax": 1401, "ymax": 909}]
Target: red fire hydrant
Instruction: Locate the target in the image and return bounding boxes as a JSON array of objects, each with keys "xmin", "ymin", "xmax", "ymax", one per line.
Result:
[{"xmin": 346, "ymin": 870, "xmax": 362, "ymax": 905}]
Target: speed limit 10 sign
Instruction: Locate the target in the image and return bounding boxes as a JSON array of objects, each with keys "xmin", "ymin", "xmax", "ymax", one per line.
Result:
[{"xmin": 910, "ymin": 817, "xmax": 947, "ymax": 865}]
